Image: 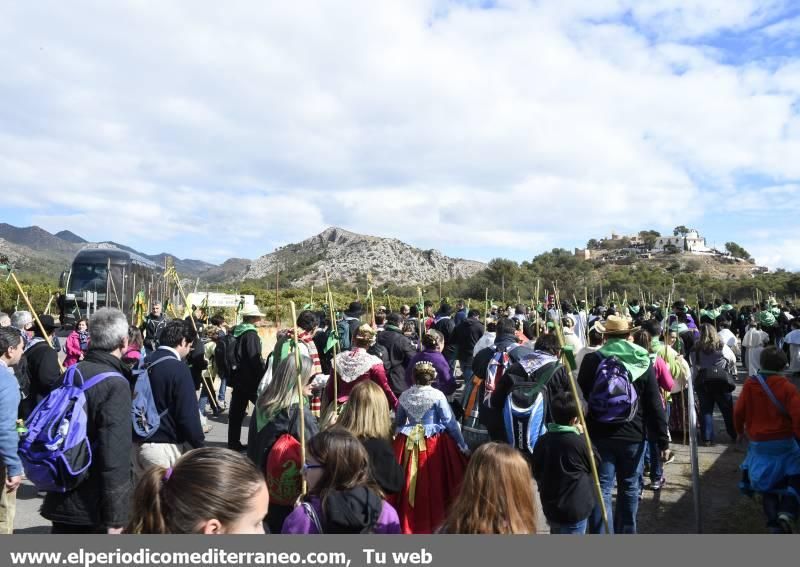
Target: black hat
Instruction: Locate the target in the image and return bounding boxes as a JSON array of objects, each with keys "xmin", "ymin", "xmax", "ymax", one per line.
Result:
[
  {"xmin": 37, "ymin": 314, "xmax": 59, "ymax": 333},
  {"xmin": 345, "ymin": 301, "xmax": 364, "ymax": 317},
  {"xmin": 438, "ymin": 303, "xmax": 452, "ymax": 316}
]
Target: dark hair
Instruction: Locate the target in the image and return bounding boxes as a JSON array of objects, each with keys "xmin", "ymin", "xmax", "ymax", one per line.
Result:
[
  {"xmin": 632, "ymin": 330, "xmax": 653, "ymax": 353},
  {"xmin": 422, "ymin": 329, "xmax": 444, "ymax": 349},
  {"xmin": 468, "ymin": 309, "xmax": 480, "ymax": 319},
  {"xmin": 386, "ymin": 312, "xmax": 402, "ymax": 326},
  {"xmin": 159, "ymin": 320, "xmax": 197, "ymax": 348},
  {"xmin": 127, "ymin": 447, "xmax": 265, "ymax": 534},
  {"xmin": 210, "ymin": 315, "xmax": 225, "ymax": 327},
  {"xmin": 642, "ymin": 319, "xmax": 661, "ymax": 337},
  {"xmin": 718, "ymin": 318, "xmax": 731, "ymax": 329},
  {"xmin": 74, "ymin": 317, "xmax": 89, "ymax": 331},
  {"xmin": 533, "ymin": 333, "xmax": 561, "ymax": 356},
  {"xmin": 588, "ymin": 327, "xmax": 604, "ymax": 346},
  {"xmin": 760, "ymin": 346, "xmax": 788, "ymax": 372},
  {"xmin": 550, "ymin": 391, "xmax": 584, "ymax": 426},
  {"xmin": 128, "ymin": 325, "xmax": 144, "ymax": 350},
  {"xmin": 296, "ymin": 310, "xmax": 319, "ymax": 333},
  {"xmin": 495, "ymin": 317, "xmax": 516, "ymax": 336},
  {"xmin": 409, "ymin": 305, "xmax": 420, "ymax": 318},
  {"xmin": 307, "ymin": 428, "xmax": 382, "ymax": 510},
  {"xmin": 0, "ymin": 327, "xmax": 22, "ymax": 354},
  {"xmin": 374, "ymin": 313, "xmax": 386, "ymax": 326},
  {"xmin": 413, "ymin": 362, "xmax": 437, "ymax": 386},
  {"xmin": 486, "ymin": 321, "xmax": 497, "ymax": 333}
]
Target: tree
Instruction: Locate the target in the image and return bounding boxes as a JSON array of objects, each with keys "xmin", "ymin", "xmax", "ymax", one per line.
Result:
[
  {"xmin": 638, "ymin": 230, "xmax": 661, "ymax": 249},
  {"xmin": 673, "ymin": 225, "xmax": 690, "ymax": 237},
  {"xmin": 586, "ymin": 238, "xmax": 599, "ymax": 250},
  {"xmin": 725, "ymin": 242, "xmax": 751, "ymax": 260}
]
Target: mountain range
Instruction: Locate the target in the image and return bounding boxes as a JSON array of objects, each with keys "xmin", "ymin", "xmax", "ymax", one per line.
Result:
[{"xmin": 0, "ymin": 223, "xmax": 487, "ymax": 286}]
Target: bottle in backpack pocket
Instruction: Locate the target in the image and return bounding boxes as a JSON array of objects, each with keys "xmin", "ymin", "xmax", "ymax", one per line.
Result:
[{"xmin": 588, "ymin": 356, "xmax": 639, "ymax": 423}]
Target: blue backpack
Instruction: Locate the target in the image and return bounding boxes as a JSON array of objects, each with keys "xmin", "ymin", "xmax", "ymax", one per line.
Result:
[
  {"xmin": 336, "ymin": 318, "xmax": 354, "ymax": 351},
  {"xmin": 503, "ymin": 362, "xmax": 559, "ymax": 455},
  {"xmin": 588, "ymin": 356, "xmax": 639, "ymax": 423},
  {"xmin": 131, "ymin": 356, "xmax": 172, "ymax": 439},
  {"xmin": 18, "ymin": 365, "xmax": 125, "ymax": 493}
]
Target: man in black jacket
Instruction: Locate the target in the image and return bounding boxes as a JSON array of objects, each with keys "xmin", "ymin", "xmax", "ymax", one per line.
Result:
[
  {"xmin": 140, "ymin": 302, "xmax": 166, "ymax": 354},
  {"xmin": 434, "ymin": 303, "xmax": 456, "ymax": 370},
  {"xmin": 576, "ymin": 315, "xmax": 668, "ymax": 534},
  {"xmin": 132, "ymin": 320, "xmax": 204, "ymax": 479},
  {"xmin": 376, "ymin": 312, "xmax": 416, "ymax": 396},
  {"xmin": 21, "ymin": 315, "xmax": 61, "ymax": 411},
  {"xmin": 42, "ymin": 308, "xmax": 132, "ymax": 534},
  {"xmin": 228, "ymin": 305, "xmax": 266, "ymax": 451},
  {"xmin": 450, "ymin": 309, "xmax": 484, "ymax": 381}
]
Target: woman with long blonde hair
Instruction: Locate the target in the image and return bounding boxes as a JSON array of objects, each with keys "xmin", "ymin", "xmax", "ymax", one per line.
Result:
[
  {"xmin": 439, "ymin": 443, "xmax": 537, "ymax": 534},
  {"xmin": 335, "ymin": 381, "xmax": 403, "ymax": 495}
]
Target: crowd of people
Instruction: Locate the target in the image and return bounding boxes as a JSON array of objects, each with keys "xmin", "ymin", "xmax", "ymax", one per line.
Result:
[{"xmin": 0, "ymin": 291, "xmax": 798, "ymax": 535}]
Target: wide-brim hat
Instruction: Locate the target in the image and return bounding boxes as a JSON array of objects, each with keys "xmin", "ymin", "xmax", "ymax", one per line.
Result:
[
  {"xmin": 37, "ymin": 314, "xmax": 59, "ymax": 332},
  {"xmin": 345, "ymin": 301, "xmax": 364, "ymax": 317},
  {"xmin": 596, "ymin": 315, "xmax": 639, "ymax": 336},
  {"xmin": 239, "ymin": 304, "xmax": 265, "ymax": 318}
]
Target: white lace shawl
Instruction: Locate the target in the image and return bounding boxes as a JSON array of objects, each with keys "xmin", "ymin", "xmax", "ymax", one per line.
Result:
[
  {"xmin": 334, "ymin": 349, "xmax": 383, "ymax": 383},
  {"xmin": 399, "ymin": 385, "xmax": 445, "ymax": 423}
]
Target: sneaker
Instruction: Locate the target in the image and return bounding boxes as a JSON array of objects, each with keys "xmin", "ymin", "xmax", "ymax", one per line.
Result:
[
  {"xmin": 663, "ymin": 450, "xmax": 676, "ymax": 465},
  {"xmin": 202, "ymin": 422, "xmax": 214, "ymax": 434},
  {"xmin": 777, "ymin": 513, "xmax": 794, "ymax": 534},
  {"xmin": 702, "ymin": 440, "xmax": 715, "ymax": 447},
  {"xmin": 650, "ymin": 476, "xmax": 666, "ymax": 491}
]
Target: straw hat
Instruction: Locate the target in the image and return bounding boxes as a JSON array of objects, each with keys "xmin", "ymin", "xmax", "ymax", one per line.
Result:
[
  {"xmin": 596, "ymin": 315, "xmax": 639, "ymax": 337},
  {"xmin": 240, "ymin": 304, "xmax": 265, "ymax": 318}
]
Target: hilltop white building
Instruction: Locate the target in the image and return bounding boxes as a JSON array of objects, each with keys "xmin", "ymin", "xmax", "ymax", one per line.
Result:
[{"xmin": 653, "ymin": 230, "xmax": 713, "ymax": 253}]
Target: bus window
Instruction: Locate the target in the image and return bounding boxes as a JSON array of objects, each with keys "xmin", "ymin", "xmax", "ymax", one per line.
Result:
[{"xmin": 69, "ymin": 263, "xmax": 108, "ymax": 293}]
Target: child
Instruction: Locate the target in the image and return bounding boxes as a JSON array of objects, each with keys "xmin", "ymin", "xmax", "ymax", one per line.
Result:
[
  {"xmin": 439, "ymin": 443, "xmax": 537, "ymax": 534},
  {"xmin": 393, "ymin": 360, "xmax": 469, "ymax": 534},
  {"xmin": 282, "ymin": 427, "xmax": 401, "ymax": 534},
  {"xmin": 734, "ymin": 346, "xmax": 800, "ymax": 534},
  {"xmin": 531, "ymin": 390, "xmax": 598, "ymax": 534},
  {"xmin": 127, "ymin": 447, "xmax": 268, "ymax": 534}
]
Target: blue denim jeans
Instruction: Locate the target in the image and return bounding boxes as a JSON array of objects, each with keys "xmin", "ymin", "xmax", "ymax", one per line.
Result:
[
  {"xmin": 217, "ymin": 376, "xmax": 227, "ymax": 403},
  {"xmin": 642, "ymin": 440, "xmax": 663, "ymax": 483},
  {"xmin": 697, "ymin": 388, "xmax": 736, "ymax": 443},
  {"xmin": 550, "ymin": 517, "xmax": 588, "ymax": 534},
  {"xmin": 589, "ymin": 439, "xmax": 646, "ymax": 534},
  {"xmin": 460, "ymin": 362, "xmax": 474, "ymax": 382}
]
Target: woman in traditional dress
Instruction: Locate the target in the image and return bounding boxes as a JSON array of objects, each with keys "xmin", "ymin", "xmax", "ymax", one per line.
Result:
[{"xmin": 392, "ymin": 360, "xmax": 469, "ymax": 534}]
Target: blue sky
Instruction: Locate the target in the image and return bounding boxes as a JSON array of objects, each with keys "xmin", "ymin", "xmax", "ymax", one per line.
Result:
[{"xmin": 2, "ymin": 1, "xmax": 800, "ymax": 269}]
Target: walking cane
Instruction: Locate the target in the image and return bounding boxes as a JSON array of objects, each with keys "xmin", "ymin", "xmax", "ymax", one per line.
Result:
[
  {"xmin": 10, "ymin": 273, "xmax": 64, "ymax": 373},
  {"xmin": 290, "ymin": 301, "xmax": 307, "ymax": 496}
]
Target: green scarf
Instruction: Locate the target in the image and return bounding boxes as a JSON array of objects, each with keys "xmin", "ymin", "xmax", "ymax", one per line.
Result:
[
  {"xmin": 720, "ymin": 304, "xmax": 733, "ymax": 312},
  {"xmin": 629, "ymin": 305, "xmax": 640, "ymax": 315},
  {"xmin": 547, "ymin": 423, "xmax": 580, "ymax": 435},
  {"xmin": 384, "ymin": 324, "xmax": 403, "ymax": 333},
  {"xmin": 598, "ymin": 338, "xmax": 651, "ymax": 382},
  {"xmin": 233, "ymin": 323, "xmax": 257, "ymax": 338}
]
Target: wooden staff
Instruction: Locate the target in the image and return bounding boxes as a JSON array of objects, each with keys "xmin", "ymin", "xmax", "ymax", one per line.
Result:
[
  {"xmin": 109, "ymin": 267, "xmax": 120, "ymax": 308},
  {"xmin": 44, "ymin": 292, "xmax": 55, "ymax": 316},
  {"xmin": 170, "ymin": 269, "xmax": 219, "ymax": 413},
  {"xmin": 10, "ymin": 273, "xmax": 64, "ymax": 372},
  {"xmin": 290, "ymin": 301, "xmax": 308, "ymax": 497},
  {"xmin": 324, "ymin": 270, "xmax": 338, "ymax": 415},
  {"xmin": 553, "ymin": 284, "xmax": 609, "ymax": 534},
  {"xmin": 275, "ymin": 271, "xmax": 280, "ymax": 329},
  {"xmin": 484, "ymin": 287, "xmax": 489, "ymax": 326}
]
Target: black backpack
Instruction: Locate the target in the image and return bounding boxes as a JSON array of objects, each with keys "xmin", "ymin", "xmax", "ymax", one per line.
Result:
[{"xmin": 214, "ymin": 333, "xmax": 237, "ymax": 378}]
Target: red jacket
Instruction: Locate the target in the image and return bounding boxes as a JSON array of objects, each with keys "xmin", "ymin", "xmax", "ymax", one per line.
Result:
[{"xmin": 734, "ymin": 374, "xmax": 800, "ymax": 442}]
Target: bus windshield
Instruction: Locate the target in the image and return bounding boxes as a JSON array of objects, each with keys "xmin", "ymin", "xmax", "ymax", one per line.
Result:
[{"xmin": 68, "ymin": 263, "xmax": 109, "ymax": 294}]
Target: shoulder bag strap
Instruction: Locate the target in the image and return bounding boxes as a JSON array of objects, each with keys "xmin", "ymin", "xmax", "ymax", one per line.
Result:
[
  {"xmin": 81, "ymin": 371, "xmax": 126, "ymax": 391},
  {"xmin": 754, "ymin": 374, "xmax": 789, "ymax": 417}
]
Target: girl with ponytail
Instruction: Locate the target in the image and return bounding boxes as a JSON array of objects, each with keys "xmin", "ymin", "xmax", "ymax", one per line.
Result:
[{"xmin": 127, "ymin": 447, "xmax": 268, "ymax": 534}]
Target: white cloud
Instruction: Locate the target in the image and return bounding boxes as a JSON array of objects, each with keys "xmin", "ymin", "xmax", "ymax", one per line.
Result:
[{"xmin": 0, "ymin": 1, "xmax": 799, "ymax": 268}]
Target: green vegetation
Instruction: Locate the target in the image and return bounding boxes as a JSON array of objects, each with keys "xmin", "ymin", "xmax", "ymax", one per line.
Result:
[{"xmin": 725, "ymin": 242, "xmax": 752, "ymax": 261}]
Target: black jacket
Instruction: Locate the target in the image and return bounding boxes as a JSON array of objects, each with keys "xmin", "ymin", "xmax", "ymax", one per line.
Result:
[
  {"xmin": 375, "ymin": 327, "xmax": 416, "ymax": 396},
  {"xmin": 247, "ymin": 404, "xmax": 319, "ymax": 471},
  {"xmin": 41, "ymin": 350, "xmax": 133, "ymax": 528},
  {"xmin": 450, "ymin": 318, "xmax": 485, "ymax": 365},
  {"xmin": 24, "ymin": 339, "xmax": 61, "ymax": 404},
  {"xmin": 361, "ymin": 437, "xmax": 404, "ymax": 495},
  {"xmin": 139, "ymin": 348, "xmax": 204, "ymax": 448},
  {"xmin": 577, "ymin": 351, "xmax": 669, "ymax": 451},
  {"xmin": 434, "ymin": 317, "xmax": 456, "ymax": 360},
  {"xmin": 531, "ymin": 430, "xmax": 599, "ymax": 523},
  {"xmin": 140, "ymin": 314, "xmax": 166, "ymax": 351},
  {"xmin": 230, "ymin": 328, "xmax": 265, "ymax": 395}
]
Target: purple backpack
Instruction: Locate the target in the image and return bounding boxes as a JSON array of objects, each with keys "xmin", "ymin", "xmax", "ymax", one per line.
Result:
[
  {"xmin": 18, "ymin": 365, "xmax": 124, "ymax": 493},
  {"xmin": 588, "ymin": 356, "xmax": 639, "ymax": 423}
]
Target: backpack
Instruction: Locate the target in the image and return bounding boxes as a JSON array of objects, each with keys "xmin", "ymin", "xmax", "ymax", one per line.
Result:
[
  {"xmin": 588, "ymin": 355, "xmax": 639, "ymax": 423},
  {"xmin": 131, "ymin": 356, "xmax": 173, "ymax": 439},
  {"xmin": 336, "ymin": 318, "xmax": 353, "ymax": 351},
  {"xmin": 213, "ymin": 334, "xmax": 236, "ymax": 378},
  {"xmin": 503, "ymin": 362, "xmax": 560, "ymax": 455},
  {"xmin": 265, "ymin": 408, "xmax": 303, "ymax": 506},
  {"xmin": 482, "ymin": 345, "xmax": 515, "ymax": 407},
  {"xmin": 461, "ymin": 374, "xmax": 490, "ymax": 450},
  {"xmin": 18, "ymin": 365, "xmax": 125, "ymax": 493}
]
